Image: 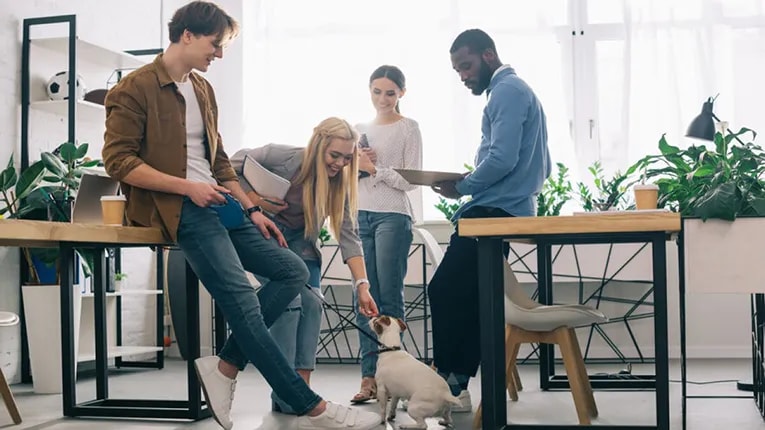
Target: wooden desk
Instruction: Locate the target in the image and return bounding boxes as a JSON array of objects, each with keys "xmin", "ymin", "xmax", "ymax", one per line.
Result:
[
  {"xmin": 458, "ymin": 212, "xmax": 681, "ymax": 430},
  {"xmin": 0, "ymin": 220, "xmax": 212, "ymax": 421}
]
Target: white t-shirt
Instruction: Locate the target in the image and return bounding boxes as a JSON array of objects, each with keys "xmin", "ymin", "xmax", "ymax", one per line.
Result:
[{"xmin": 176, "ymin": 80, "xmax": 216, "ymax": 185}]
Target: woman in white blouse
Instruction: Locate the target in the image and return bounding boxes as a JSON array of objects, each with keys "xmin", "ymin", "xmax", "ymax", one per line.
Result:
[{"xmin": 351, "ymin": 65, "xmax": 423, "ymax": 403}]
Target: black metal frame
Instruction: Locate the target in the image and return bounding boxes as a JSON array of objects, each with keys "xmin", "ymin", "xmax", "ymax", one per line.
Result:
[
  {"xmin": 59, "ymin": 242, "xmax": 212, "ymax": 420},
  {"xmin": 314, "ymin": 243, "xmax": 432, "ymax": 363},
  {"xmin": 19, "ymin": 13, "xmax": 164, "ymax": 383},
  {"xmin": 475, "ymin": 231, "xmax": 671, "ymax": 430}
]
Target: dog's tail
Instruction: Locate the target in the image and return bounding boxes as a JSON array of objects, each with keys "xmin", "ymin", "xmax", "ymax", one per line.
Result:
[{"xmin": 445, "ymin": 393, "xmax": 462, "ymax": 407}]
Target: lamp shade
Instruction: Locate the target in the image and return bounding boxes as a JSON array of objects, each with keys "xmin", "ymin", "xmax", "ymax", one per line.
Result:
[{"xmin": 686, "ymin": 99, "xmax": 716, "ymax": 141}]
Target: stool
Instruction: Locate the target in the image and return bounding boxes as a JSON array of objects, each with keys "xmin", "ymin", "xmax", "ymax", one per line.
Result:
[{"xmin": 0, "ymin": 311, "xmax": 21, "ymax": 425}]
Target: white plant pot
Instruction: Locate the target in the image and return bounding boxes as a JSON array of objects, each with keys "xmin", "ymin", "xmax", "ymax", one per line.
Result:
[
  {"xmin": 114, "ymin": 279, "xmax": 126, "ymax": 292},
  {"xmin": 684, "ymin": 217, "xmax": 765, "ymax": 294},
  {"xmin": 22, "ymin": 284, "xmax": 82, "ymax": 394}
]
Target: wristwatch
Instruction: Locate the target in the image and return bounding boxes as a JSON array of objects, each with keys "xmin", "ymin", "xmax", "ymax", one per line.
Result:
[
  {"xmin": 245, "ymin": 205, "xmax": 262, "ymax": 216},
  {"xmin": 353, "ymin": 278, "xmax": 370, "ymax": 292}
]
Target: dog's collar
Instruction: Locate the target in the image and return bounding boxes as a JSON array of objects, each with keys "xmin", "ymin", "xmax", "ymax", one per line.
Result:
[{"xmin": 371, "ymin": 346, "xmax": 402, "ymax": 355}]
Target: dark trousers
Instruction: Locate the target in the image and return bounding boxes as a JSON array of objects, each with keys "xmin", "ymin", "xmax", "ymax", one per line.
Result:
[{"xmin": 428, "ymin": 206, "xmax": 511, "ymax": 376}]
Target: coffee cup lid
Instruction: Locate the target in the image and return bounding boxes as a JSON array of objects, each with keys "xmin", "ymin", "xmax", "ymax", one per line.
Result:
[
  {"xmin": 634, "ymin": 183, "xmax": 659, "ymax": 190},
  {"xmin": 101, "ymin": 195, "xmax": 127, "ymax": 201}
]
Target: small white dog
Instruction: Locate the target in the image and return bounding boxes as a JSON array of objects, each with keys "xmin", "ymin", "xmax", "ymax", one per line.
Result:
[{"xmin": 370, "ymin": 316, "xmax": 462, "ymax": 429}]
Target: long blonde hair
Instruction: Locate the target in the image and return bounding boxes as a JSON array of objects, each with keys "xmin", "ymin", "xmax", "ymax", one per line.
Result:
[{"xmin": 294, "ymin": 117, "xmax": 360, "ymax": 239}]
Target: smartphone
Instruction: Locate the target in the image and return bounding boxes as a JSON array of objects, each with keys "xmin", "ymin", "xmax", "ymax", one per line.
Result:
[
  {"xmin": 358, "ymin": 134, "xmax": 371, "ymax": 178},
  {"xmin": 358, "ymin": 133, "xmax": 369, "ymax": 149}
]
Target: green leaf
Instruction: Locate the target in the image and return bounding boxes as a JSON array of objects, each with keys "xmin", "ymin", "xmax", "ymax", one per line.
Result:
[
  {"xmin": 42, "ymin": 176, "xmax": 62, "ymax": 183},
  {"xmin": 658, "ymin": 134, "xmax": 680, "ymax": 156},
  {"xmin": 691, "ymin": 165, "xmax": 715, "ymax": 178},
  {"xmin": 41, "ymin": 152, "xmax": 66, "ymax": 177},
  {"xmin": 80, "ymin": 159, "xmax": 100, "ymax": 168},
  {"xmin": 693, "ymin": 182, "xmax": 740, "ymax": 221},
  {"xmin": 58, "ymin": 143, "xmax": 78, "ymax": 163},
  {"xmin": 0, "ymin": 164, "xmax": 17, "ymax": 192},
  {"xmin": 750, "ymin": 197, "xmax": 765, "ymax": 216},
  {"xmin": 74, "ymin": 143, "xmax": 89, "ymax": 160},
  {"xmin": 15, "ymin": 161, "xmax": 45, "ymax": 200}
]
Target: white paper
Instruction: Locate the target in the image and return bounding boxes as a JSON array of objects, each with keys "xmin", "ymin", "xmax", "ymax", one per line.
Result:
[{"xmin": 242, "ymin": 155, "xmax": 291, "ymax": 200}]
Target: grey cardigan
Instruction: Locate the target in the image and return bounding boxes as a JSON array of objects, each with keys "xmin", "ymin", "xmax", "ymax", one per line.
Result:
[{"xmin": 230, "ymin": 143, "xmax": 363, "ymax": 262}]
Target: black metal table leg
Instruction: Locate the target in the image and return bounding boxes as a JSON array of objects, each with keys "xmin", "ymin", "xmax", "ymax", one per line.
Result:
[
  {"xmin": 60, "ymin": 242, "xmax": 76, "ymax": 417},
  {"xmin": 477, "ymin": 237, "xmax": 507, "ymax": 430},
  {"xmin": 651, "ymin": 234, "xmax": 670, "ymax": 430}
]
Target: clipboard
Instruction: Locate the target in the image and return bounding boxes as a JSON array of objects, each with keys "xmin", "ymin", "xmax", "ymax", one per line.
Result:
[
  {"xmin": 394, "ymin": 169, "xmax": 464, "ymax": 186},
  {"xmin": 242, "ymin": 155, "xmax": 291, "ymax": 200}
]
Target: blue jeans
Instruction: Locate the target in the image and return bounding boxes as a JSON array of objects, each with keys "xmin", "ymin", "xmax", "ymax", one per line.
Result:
[
  {"xmin": 355, "ymin": 211, "xmax": 412, "ymax": 377},
  {"xmin": 176, "ymin": 198, "xmax": 321, "ymax": 415},
  {"xmin": 265, "ymin": 224, "xmax": 324, "ymax": 413}
]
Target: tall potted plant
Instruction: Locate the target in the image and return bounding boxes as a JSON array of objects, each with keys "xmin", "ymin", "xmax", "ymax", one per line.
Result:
[{"xmin": 0, "ymin": 142, "xmax": 98, "ymax": 393}]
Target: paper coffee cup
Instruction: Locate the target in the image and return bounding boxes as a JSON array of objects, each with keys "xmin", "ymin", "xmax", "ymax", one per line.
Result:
[
  {"xmin": 101, "ymin": 195, "xmax": 126, "ymax": 226},
  {"xmin": 634, "ymin": 184, "xmax": 659, "ymax": 210}
]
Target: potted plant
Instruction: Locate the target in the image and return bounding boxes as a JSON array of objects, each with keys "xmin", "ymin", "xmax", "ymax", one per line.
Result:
[
  {"xmin": 0, "ymin": 142, "xmax": 99, "ymax": 393},
  {"xmin": 537, "ymin": 162, "xmax": 574, "ymax": 216},
  {"xmin": 114, "ymin": 272, "xmax": 127, "ymax": 292},
  {"xmin": 629, "ymin": 127, "xmax": 765, "ymax": 294},
  {"xmin": 576, "ymin": 161, "xmax": 632, "ymax": 212}
]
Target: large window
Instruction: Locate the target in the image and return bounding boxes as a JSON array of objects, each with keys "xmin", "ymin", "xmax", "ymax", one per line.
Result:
[{"xmin": 243, "ymin": 0, "xmax": 765, "ymax": 221}]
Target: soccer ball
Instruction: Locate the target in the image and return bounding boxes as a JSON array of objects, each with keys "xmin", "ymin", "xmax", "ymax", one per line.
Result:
[{"xmin": 45, "ymin": 71, "xmax": 87, "ymax": 101}]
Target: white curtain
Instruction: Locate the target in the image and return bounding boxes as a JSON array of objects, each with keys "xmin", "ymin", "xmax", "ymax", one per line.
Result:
[{"xmin": 593, "ymin": 0, "xmax": 765, "ymax": 173}]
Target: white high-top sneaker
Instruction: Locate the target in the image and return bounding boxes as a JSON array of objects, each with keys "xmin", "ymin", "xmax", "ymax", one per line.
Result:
[{"xmin": 297, "ymin": 402, "xmax": 382, "ymax": 430}]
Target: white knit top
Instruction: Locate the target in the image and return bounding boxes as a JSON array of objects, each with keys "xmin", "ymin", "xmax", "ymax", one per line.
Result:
[{"xmin": 356, "ymin": 117, "xmax": 423, "ymax": 221}]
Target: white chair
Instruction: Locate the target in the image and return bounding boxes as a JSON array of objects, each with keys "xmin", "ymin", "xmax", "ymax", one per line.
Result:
[
  {"xmin": 412, "ymin": 227, "xmax": 444, "ymax": 271},
  {"xmin": 474, "ymin": 258, "xmax": 607, "ymax": 428},
  {"xmin": 0, "ymin": 311, "xmax": 21, "ymax": 425}
]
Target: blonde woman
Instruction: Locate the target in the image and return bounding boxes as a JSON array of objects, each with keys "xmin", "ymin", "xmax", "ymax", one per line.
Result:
[{"xmin": 230, "ymin": 117, "xmax": 379, "ymax": 414}]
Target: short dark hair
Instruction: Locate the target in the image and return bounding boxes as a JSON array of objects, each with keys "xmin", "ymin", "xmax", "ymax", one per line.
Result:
[
  {"xmin": 369, "ymin": 65, "xmax": 406, "ymax": 91},
  {"xmin": 450, "ymin": 29, "xmax": 496, "ymax": 55},
  {"xmin": 168, "ymin": 1, "xmax": 239, "ymax": 44}
]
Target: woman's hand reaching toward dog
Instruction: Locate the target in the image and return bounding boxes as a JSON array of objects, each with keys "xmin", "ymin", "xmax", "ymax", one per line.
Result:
[{"xmin": 357, "ymin": 284, "xmax": 379, "ymax": 317}]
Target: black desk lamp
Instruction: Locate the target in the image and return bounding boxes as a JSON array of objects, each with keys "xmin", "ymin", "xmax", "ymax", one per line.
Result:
[
  {"xmin": 686, "ymin": 95, "xmax": 746, "ymax": 146},
  {"xmin": 687, "ymin": 95, "xmax": 753, "ymax": 392},
  {"xmin": 686, "ymin": 96, "xmax": 718, "ymax": 141}
]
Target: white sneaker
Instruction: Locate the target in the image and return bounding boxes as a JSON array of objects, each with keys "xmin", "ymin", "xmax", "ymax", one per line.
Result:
[
  {"xmin": 451, "ymin": 390, "xmax": 472, "ymax": 413},
  {"xmin": 297, "ymin": 401, "xmax": 382, "ymax": 429},
  {"xmin": 194, "ymin": 356, "xmax": 236, "ymax": 430}
]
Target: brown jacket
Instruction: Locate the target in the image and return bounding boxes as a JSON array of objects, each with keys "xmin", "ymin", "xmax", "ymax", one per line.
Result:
[{"xmin": 102, "ymin": 55, "xmax": 238, "ymax": 241}]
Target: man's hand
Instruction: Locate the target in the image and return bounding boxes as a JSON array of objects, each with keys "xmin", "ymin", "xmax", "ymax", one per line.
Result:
[
  {"xmin": 186, "ymin": 182, "xmax": 229, "ymax": 207},
  {"xmin": 356, "ymin": 284, "xmax": 379, "ymax": 317},
  {"xmin": 431, "ymin": 180, "xmax": 462, "ymax": 199},
  {"xmin": 249, "ymin": 211, "xmax": 288, "ymax": 247}
]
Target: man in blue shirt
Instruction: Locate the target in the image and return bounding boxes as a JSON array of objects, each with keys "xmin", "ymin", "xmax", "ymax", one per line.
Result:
[{"xmin": 430, "ymin": 28, "xmax": 551, "ymax": 410}]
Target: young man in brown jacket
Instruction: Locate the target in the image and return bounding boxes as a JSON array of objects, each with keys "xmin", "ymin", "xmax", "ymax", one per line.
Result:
[{"xmin": 102, "ymin": 2, "xmax": 380, "ymax": 429}]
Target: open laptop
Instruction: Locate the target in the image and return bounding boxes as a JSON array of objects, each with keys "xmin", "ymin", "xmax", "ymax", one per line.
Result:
[{"xmin": 71, "ymin": 171, "xmax": 120, "ymax": 224}]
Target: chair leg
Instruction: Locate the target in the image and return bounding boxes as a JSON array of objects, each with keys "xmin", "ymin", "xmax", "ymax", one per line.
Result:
[
  {"xmin": 556, "ymin": 328, "xmax": 592, "ymax": 425},
  {"xmin": 568, "ymin": 328, "xmax": 598, "ymax": 417},
  {"xmin": 504, "ymin": 326, "xmax": 520, "ymax": 401},
  {"xmin": 473, "ymin": 402, "xmax": 483, "ymax": 430},
  {"xmin": 512, "ymin": 362, "xmax": 523, "ymax": 392},
  {"xmin": 0, "ymin": 368, "xmax": 21, "ymax": 424}
]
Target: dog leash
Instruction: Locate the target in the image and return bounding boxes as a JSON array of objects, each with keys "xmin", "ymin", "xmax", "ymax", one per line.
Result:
[{"xmin": 303, "ymin": 283, "xmax": 399, "ymax": 355}]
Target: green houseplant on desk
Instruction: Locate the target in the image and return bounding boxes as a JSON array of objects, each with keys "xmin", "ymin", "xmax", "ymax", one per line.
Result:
[{"xmin": 0, "ymin": 142, "xmax": 99, "ymax": 393}]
